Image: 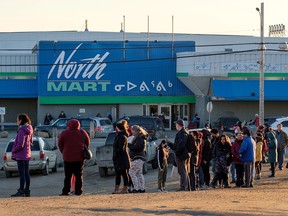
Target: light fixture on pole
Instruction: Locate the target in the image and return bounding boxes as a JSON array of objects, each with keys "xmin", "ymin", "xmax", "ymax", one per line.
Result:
[{"xmin": 256, "ymin": 2, "xmax": 265, "ymax": 126}]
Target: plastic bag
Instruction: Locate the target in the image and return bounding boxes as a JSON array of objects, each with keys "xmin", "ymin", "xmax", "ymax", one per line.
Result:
[{"xmin": 170, "ymin": 165, "xmax": 179, "ymax": 178}]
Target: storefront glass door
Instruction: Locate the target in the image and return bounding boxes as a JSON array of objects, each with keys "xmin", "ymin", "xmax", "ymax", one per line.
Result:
[{"xmin": 159, "ymin": 105, "xmax": 171, "ymax": 130}]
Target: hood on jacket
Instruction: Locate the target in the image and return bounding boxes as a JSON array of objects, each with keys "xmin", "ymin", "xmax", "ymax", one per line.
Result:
[
  {"xmin": 67, "ymin": 119, "xmax": 80, "ymax": 130},
  {"xmin": 19, "ymin": 124, "xmax": 33, "ymax": 135},
  {"xmin": 268, "ymin": 131, "xmax": 276, "ymax": 140}
]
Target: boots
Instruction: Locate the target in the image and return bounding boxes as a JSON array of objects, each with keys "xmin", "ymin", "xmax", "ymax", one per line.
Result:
[
  {"xmin": 24, "ymin": 189, "xmax": 31, "ymax": 197},
  {"xmin": 120, "ymin": 186, "xmax": 128, "ymax": 194},
  {"xmin": 11, "ymin": 189, "xmax": 25, "ymax": 197},
  {"xmin": 112, "ymin": 185, "xmax": 120, "ymax": 194}
]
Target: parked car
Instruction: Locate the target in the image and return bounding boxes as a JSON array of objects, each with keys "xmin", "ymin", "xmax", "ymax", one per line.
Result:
[
  {"xmin": 96, "ymin": 131, "xmax": 158, "ymax": 177},
  {"xmin": 270, "ymin": 117, "xmax": 288, "ymax": 134},
  {"xmin": 35, "ymin": 117, "xmax": 96, "ymax": 138},
  {"xmin": 114, "ymin": 115, "xmax": 166, "ymax": 139},
  {"xmin": 246, "ymin": 116, "xmax": 288, "ymax": 136},
  {"xmin": 3, "ymin": 136, "xmax": 58, "ymax": 178},
  {"xmin": 90, "ymin": 117, "xmax": 114, "ymax": 138},
  {"xmin": 213, "ymin": 117, "xmax": 240, "ymax": 133},
  {"xmin": 264, "ymin": 116, "xmax": 288, "ymax": 126}
]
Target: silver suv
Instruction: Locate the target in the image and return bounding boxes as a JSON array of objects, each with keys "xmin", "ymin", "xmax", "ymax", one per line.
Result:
[
  {"xmin": 3, "ymin": 136, "xmax": 58, "ymax": 178},
  {"xmin": 91, "ymin": 117, "xmax": 114, "ymax": 138}
]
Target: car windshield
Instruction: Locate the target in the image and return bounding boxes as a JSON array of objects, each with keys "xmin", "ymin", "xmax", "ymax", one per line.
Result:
[
  {"xmin": 100, "ymin": 119, "xmax": 112, "ymax": 126},
  {"xmin": 6, "ymin": 140, "xmax": 40, "ymax": 152},
  {"xmin": 128, "ymin": 118, "xmax": 154, "ymax": 129},
  {"xmin": 105, "ymin": 132, "xmax": 116, "ymax": 145}
]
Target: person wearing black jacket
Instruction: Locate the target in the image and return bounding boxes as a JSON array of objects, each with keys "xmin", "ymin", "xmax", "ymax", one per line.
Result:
[
  {"xmin": 166, "ymin": 119, "xmax": 190, "ymax": 191},
  {"xmin": 157, "ymin": 141, "xmax": 169, "ymax": 192},
  {"xmin": 112, "ymin": 123, "xmax": 130, "ymax": 194},
  {"xmin": 200, "ymin": 129, "xmax": 212, "ymax": 187},
  {"xmin": 189, "ymin": 130, "xmax": 201, "ymax": 191},
  {"xmin": 210, "ymin": 134, "xmax": 232, "ymax": 188}
]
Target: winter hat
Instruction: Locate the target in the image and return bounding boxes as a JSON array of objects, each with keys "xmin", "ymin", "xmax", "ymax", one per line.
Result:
[
  {"xmin": 116, "ymin": 123, "xmax": 125, "ymax": 131},
  {"xmin": 175, "ymin": 119, "xmax": 184, "ymax": 127}
]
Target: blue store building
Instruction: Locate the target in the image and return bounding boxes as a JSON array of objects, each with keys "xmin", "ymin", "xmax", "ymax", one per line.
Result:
[{"xmin": 1, "ymin": 31, "xmax": 288, "ymax": 128}]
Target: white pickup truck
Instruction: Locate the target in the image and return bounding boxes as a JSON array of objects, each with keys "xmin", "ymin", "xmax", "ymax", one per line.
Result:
[{"xmin": 96, "ymin": 131, "xmax": 159, "ymax": 177}]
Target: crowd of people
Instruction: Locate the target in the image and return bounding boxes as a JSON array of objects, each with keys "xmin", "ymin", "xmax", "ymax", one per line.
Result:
[
  {"xmin": 9, "ymin": 113, "xmax": 288, "ymax": 197},
  {"xmin": 164, "ymin": 117, "xmax": 288, "ymax": 191}
]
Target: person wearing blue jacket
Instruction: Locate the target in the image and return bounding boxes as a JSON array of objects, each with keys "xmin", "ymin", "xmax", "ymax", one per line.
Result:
[{"xmin": 239, "ymin": 129, "xmax": 256, "ymax": 188}]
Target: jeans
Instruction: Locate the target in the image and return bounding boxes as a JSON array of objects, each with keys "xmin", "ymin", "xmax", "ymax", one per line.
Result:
[
  {"xmin": 158, "ymin": 161, "xmax": 168, "ymax": 190},
  {"xmin": 277, "ymin": 148, "xmax": 285, "ymax": 169},
  {"xmin": 17, "ymin": 160, "xmax": 30, "ymax": 190},
  {"xmin": 230, "ymin": 162, "xmax": 236, "ymax": 182},
  {"xmin": 175, "ymin": 156, "xmax": 189, "ymax": 190},
  {"xmin": 235, "ymin": 163, "xmax": 244, "ymax": 187},
  {"xmin": 197, "ymin": 166, "xmax": 204, "ymax": 187},
  {"xmin": 243, "ymin": 162, "xmax": 254, "ymax": 186},
  {"xmin": 189, "ymin": 165, "xmax": 196, "ymax": 191},
  {"xmin": 201, "ymin": 161, "xmax": 210, "ymax": 186}
]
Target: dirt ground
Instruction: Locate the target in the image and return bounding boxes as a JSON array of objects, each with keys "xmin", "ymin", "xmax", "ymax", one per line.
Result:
[{"xmin": 1, "ymin": 162, "xmax": 288, "ymax": 216}]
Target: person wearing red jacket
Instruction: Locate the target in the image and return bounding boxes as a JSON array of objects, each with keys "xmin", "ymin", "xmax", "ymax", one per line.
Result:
[
  {"xmin": 58, "ymin": 119, "xmax": 90, "ymax": 196},
  {"xmin": 231, "ymin": 132, "xmax": 244, "ymax": 187}
]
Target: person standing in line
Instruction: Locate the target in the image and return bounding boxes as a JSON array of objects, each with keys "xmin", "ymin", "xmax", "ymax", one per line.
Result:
[
  {"xmin": 200, "ymin": 129, "xmax": 212, "ymax": 188},
  {"xmin": 231, "ymin": 132, "xmax": 244, "ymax": 187},
  {"xmin": 112, "ymin": 123, "xmax": 130, "ymax": 194},
  {"xmin": 274, "ymin": 123, "xmax": 288, "ymax": 170},
  {"xmin": 128, "ymin": 125, "xmax": 147, "ymax": 193},
  {"xmin": 58, "ymin": 119, "xmax": 90, "ymax": 196},
  {"xmin": 166, "ymin": 120, "xmax": 190, "ymax": 191},
  {"xmin": 189, "ymin": 130, "xmax": 200, "ymax": 191},
  {"xmin": 267, "ymin": 130, "xmax": 278, "ymax": 177},
  {"xmin": 210, "ymin": 135, "xmax": 232, "ymax": 188},
  {"xmin": 157, "ymin": 140, "xmax": 169, "ymax": 192},
  {"xmin": 239, "ymin": 129, "xmax": 256, "ymax": 187},
  {"xmin": 255, "ymin": 133, "xmax": 263, "ymax": 180},
  {"xmin": 210, "ymin": 128, "xmax": 221, "ymax": 186},
  {"xmin": 121, "ymin": 119, "xmax": 134, "ymax": 192},
  {"xmin": 11, "ymin": 114, "xmax": 34, "ymax": 197}
]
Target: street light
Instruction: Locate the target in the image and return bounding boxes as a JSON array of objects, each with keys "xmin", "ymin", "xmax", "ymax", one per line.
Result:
[{"xmin": 256, "ymin": 2, "xmax": 265, "ymax": 126}]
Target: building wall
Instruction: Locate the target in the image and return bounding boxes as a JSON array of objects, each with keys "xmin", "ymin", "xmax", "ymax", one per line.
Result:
[
  {"xmin": 0, "ymin": 98, "xmax": 37, "ymax": 126},
  {"xmin": 206, "ymin": 101, "xmax": 288, "ymax": 127}
]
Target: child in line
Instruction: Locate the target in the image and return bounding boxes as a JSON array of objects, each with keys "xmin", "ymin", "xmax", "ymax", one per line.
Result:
[
  {"xmin": 157, "ymin": 140, "xmax": 169, "ymax": 192},
  {"xmin": 255, "ymin": 133, "xmax": 263, "ymax": 180}
]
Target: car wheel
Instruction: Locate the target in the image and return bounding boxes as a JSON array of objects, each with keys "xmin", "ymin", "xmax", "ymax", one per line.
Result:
[
  {"xmin": 43, "ymin": 161, "xmax": 49, "ymax": 175},
  {"xmin": 5, "ymin": 170, "xmax": 12, "ymax": 178},
  {"xmin": 151, "ymin": 158, "xmax": 158, "ymax": 169},
  {"xmin": 99, "ymin": 167, "xmax": 108, "ymax": 177},
  {"xmin": 143, "ymin": 162, "xmax": 148, "ymax": 174},
  {"xmin": 52, "ymin": 159, "xmax": 57, "ymax": 172}
]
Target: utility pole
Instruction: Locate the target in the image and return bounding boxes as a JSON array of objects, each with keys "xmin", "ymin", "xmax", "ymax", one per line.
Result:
[{"xmin": 256, "ymin": 2, "xmax": 265, "ymax": 126}]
